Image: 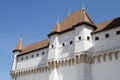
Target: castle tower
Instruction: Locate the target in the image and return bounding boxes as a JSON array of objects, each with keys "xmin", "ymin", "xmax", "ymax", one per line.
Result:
[
  {"xmin": 74, "ymin": 8, "xmax": 96, "ymax": 53},
  {"xmin": 10, "ymin": 6, "xmax": 120, "ymax": 80},
  {"xmin": 12, "ymin": 38, "xmax": 23, "ymax": 71}
]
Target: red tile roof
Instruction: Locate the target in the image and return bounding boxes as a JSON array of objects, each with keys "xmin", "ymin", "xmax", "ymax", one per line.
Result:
[
  {"xmin": 93, "ymin": 17, "xmax": 120, "ymax": 33},
  {"xmin": 13, "ymin": 39, "xmax": 23, "ymax": 52},
  {"xmin": 17, "ymin": 39, "xmax": 49, "ymax": 56},
  {"xmin": 48, "ymin": 9, "xmax": 96, "ymax": 36},
  {"xmin": 15, "ymin": 9, "xmax": 120, "ymax": 56}
]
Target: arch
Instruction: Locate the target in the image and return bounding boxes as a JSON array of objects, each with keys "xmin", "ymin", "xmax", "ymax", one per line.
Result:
[
  {"xmin": 65, "ymin": 59, "xmax": 68, "ymax": 66},
  {"xmin": 98, "ymin": 55, "xmax": 101, "ymax": 63},
  {"xmin": 114, "ymin": 51, "xmax": 119, "ymax": 60},
  {"xmin": 47, "ymin": 62, "xmax": 51, "ymax": 69},
  {"xmin": 61, "ymin": 60, "xmax": 64, "ymax": 67},
  {"xmin": 39, "ymin": 67, "xmax": 41, "ymax": 73},
  {"xmin": 103, "ymin": 54, "xmax": 107, "ymax": 62},
  {"xmin": 80, "ymin": 54, "xmax": 84, "ymax": 63},
  {"xmin": 55, "ymin": 60, "xmax": 58, "ymax": 68},
  {"xmin": 87, "ymin": 56, "xmax": 92, "ymax": 64},
  {"xmin": 31, "ymin": 68, "xmax": 34, "ymax": 74},
  {"xmin": 75, "ymin": 55, "xmax": 79, "ymax": 64},
  {"xmin": 83, "ymin": 54, "xmax": 87, "ymax": 63},
  {"xmin": 68, "ymin": 59, "xmax": 72, "ymax": 66},
  {"xmin": 51, "ymin": 61, "xmax": 54, "ymax": 68},
  {"xmin": 57, "ymin": 61, "xmax": 61, "ymax": 68},
  {"xmin": 72, "ymin": 58, "xmax": 75, "ymax": 65},
  {"xmin": 44, "ymin": 67, "xmax": 47, "ymax": 72},
  {"xmin": 92, "ymin": 56, "xmax": 96, "ymax": 64},
  {"xmin": 109, "ymin": 52, "xmax": 113, "ymax": 61}
]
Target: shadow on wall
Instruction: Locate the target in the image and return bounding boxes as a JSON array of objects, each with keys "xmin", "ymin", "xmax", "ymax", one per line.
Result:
[{"xmin": 38, "ymin": 50, "xmax": 48, "ymax": 66}]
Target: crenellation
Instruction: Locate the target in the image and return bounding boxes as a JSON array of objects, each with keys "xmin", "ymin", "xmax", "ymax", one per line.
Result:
[
  {"xmin": 10, "ymin": 50, "xmax": 120, "ymax": 79},
  {"xmin": 11, "ymin": 9, "xmax": 120, "ymax": 80}
]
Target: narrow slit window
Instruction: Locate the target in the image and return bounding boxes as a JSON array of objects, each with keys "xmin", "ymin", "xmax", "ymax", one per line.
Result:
[
  {"xmin": 21, "ymin": 57, "xmax": 23, "ymax": 61},
  {"xmin": 52, "ymin": 45, "xmax": 54, "ymax": 48},
  {"xmin": 42, "ymin": 52, "xmax": 44, "ymax": 55},
  {"xmin": 62, "ymin": 43, "xmax": 65, "ymax": 47},
  {"xmin": 78, "ymin": 36, "xmax": 81, "ymax": 40},
  {"xmin": 70, "ymin": 41, "xmax": 73, "ymax": 44},
  {"xmin": 31, "ymin": 55, "xmax": 34, "ymax": 58},
  {"xmin": 87, "ymin": 36, "xmax": 90, "ymax": 40}
]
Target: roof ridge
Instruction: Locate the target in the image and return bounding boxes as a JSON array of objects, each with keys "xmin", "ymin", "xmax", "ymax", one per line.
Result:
[
  {"xmin": 93, "ymin": 17, "xmax": 120, "ymax": 33},
  {"xmin": 22, "ymin": 39, "xmax": 49, "ymax": 49},
  {"xmin": 96, "ymin": 17, "xmax": 120, "ymax": 25},
  {"xmin": 49, "ymin": 9, "xmax": 95, "ymax": 36}
]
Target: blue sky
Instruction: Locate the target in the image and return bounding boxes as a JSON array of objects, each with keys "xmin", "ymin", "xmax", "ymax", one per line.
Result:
[{"xmin": 0, "ymin": 0, "xmax": 120, "ymax": 80}]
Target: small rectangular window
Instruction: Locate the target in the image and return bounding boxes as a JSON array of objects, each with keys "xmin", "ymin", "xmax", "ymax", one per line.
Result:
[
  {"xmin": 31, "ymin": 55, "xmax": 34, "ymax": 58},
  {"xmin": 52, "ymin": 45, "xmax": 54, "ymax": 48},
  {"xmin": 105, "ymin": 34, "xmax": 109, "ymax": 38},
  {"xmin": 62, "ymin": 43, "xmax": 65, "ymax": 47},
  {"xmin": 78, "ymin": 36, "xmax": 81, "ymax": 40},
  {"xmin": 87, "ymin": 36, "xmax": 90, "ymax": 40},
  {"xmin": 42, "ymin": 52, "xmax": 44, "ymax": 55},
  {"xmin": 116, "ymin": 31, "xmax": 120, "ymax": 35},
  {"xmin": 70, "ymin": 41, "xmax": 73, "ymax": 44},
  {"xmin": 21, "ymin": 57, "xmax": 23, "ymax": 60},
  {"xmin": 95, "ymin": 37, "xmax": 99, "ymax": 41},
  {"xmin": 36, "ymin": 53, "xmax": 39, "ymax": 57}
]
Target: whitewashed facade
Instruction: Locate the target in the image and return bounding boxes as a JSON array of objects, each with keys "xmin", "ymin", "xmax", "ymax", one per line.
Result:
[{"xmin": 11, "ymin": 9, "xmax": 120, "ymax": 80}]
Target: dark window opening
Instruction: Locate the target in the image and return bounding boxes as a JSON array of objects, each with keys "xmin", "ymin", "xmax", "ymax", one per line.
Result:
[
  {"xmin": 31, "ymin": 55, "xmax": 34, "ymax": 58},
  {"xmin": 78, "ymin": 36, "xmax": 81, "ymax": 40},
  {"xmin": 70, "ymin": 41, "xmax": 73, "ymax": 44},
  {"xmin": 116, "ymin": 31, "xmax": 120, "ymax": 35},
  {"xmin": 36, "ymin": 53, "xmax": 39, "ymax": 57},
  {"xmin": 62, "ymin": 43, "xmax": 65, "ymax": 47},
  {"xmin": 87, "ymin": 36, "xmax": 90, "ymax": 40},
  {"xmin": 105, "ymin": 34, "xmax": 109, "ymax": 38},
  {"xmin": 95, "ymin": 37, "xmax": 99, "ymax": 41},
  {"xmin": 42, "ymin": 52, "xmax": 44, "ymax": 55},
  {"xmin": 21, "ymin": 58, "xmax": 23, "ymax": 60},
  {"xmin": 52, "ymin": 45, "xmax": 54, "ymax": 48}
]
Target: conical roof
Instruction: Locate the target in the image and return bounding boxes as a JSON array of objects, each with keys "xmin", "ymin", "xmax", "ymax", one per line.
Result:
[
  {"xmin": 49, "ymin": 9, "xmax": 96, "ymax": 36},
  {"xmin": 51, "ymin": 23, "xmax": 61, "ymax": 33},
  {"xmin": 13, "ymin": 38, "xmax": 23, "ymax": 52}
]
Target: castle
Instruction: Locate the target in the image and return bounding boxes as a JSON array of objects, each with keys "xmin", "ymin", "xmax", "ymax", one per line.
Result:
[{"xmin": 11, "ymin": 8, "xmax": 120, "ymax": 80}]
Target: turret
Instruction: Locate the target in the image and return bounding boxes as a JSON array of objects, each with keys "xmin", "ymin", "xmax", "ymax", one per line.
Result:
[
  {"xmin": 12, "ymin": 38, "xmax": 23, "ymax": 71},
  {"xmin": 48, "ymin": 17, "xmax": 60, "ymax": 60},
  {"xmin": 74, "ymin": 8, "xmax": 96, "ymax": 53}
]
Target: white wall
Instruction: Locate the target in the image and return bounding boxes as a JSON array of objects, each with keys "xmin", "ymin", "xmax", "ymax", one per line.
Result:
[
  {"xmin": 92, "ymin": 27, "xmax": 120, "ymax": 53},
  {"xmin": 13, "ymin": 25, "xmax": 120, "ymax": 80},
  {"xmin": 92, "ymin": 52, "xmax": 120, "ymax": 80},
  {"xmin": 58, "ymin": 65, "xmax": 77, "ymax": 80},
  {"xmin": 16, "ymin": 48, "xmax": 48, "ymax": 70},
  {"xmin": 16, "ymin": 71, "xmax": 49, "ymax": 80},
  {"xmin": 58, "ymin": 30, "xmax": 75, "ymax": 58},
  {"xmin": 48, "ymin": 34, "xmax": 59, "ymax": 60},
  {"xmin": 75, "ymin": 25, "xmax": 93, "ymax": 53}
]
